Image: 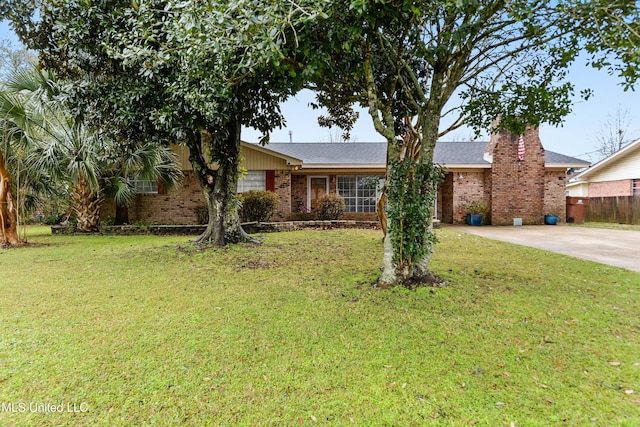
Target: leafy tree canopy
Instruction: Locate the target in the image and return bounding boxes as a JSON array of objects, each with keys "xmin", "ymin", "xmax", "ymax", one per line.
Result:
[
  {"xmin": 9, "ymin": 0, "xmax": 328, "ymax": 244},
  {"xmin": 297, "ymin": 0, "xmax": 640, "ymax": 285},
  {"xmin": 305, "ymin": 0, "xmax": 640, "ymax": 145}
]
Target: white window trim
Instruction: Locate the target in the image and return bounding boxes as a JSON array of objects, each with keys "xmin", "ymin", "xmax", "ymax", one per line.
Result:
[
  {"xmin": 237, "ymin": 170, "xmax": 266, "ymax": 193},
  {"xmin": 307, "ymin": 176, "xmax": 329, "ymax": 210},
  {"xmin": 134, "ymin": 178, "xmax": 158, "ymax": 194},
  {"xmin": 337, "ymin": 175, "xmax": 384, "ymax": 213}
]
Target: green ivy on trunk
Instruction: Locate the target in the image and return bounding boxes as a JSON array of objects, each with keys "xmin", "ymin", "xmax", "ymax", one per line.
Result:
[{"xmin": 386, "ymin": 159, "xmax": 443, "ymax": 270}]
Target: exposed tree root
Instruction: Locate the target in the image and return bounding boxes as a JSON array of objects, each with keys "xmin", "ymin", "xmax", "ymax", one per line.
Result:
[
  {"xmin": 193, "ymin": 224, "xmax": 261, "ymax": 246},
  {"xmin": 376, "ymin": 272, "xmax": 448, "ymax": 290}
]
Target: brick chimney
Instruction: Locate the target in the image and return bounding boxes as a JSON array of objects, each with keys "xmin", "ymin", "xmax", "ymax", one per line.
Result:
[{"xmin": 488, "ymin": 125, "xmax": 545, "ymax": 225}]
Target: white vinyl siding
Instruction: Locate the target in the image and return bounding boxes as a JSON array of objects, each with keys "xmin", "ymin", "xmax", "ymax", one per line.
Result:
[
  {"xmin": 237, "ymin": 170, "xmax": 266, "ymax": 193},
  {"xmin": 589, "ymin": 148, "xmax": 640, "ymax": 182},
  {"xmin": 337, "ymin": 176, "xmax": 384, "ymax": 213}
]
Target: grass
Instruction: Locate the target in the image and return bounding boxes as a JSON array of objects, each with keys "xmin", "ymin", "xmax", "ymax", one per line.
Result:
[
  {"xmin": 574, "ymin": 222, "xmax": 640, "ymax": 232},
  {"xmin": 1, "ymin": 226, "xmax": 639, "ymax": 426}
]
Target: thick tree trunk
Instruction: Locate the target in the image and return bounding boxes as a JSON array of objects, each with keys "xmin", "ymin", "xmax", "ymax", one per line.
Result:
[
  {"xmin": 0, "ymin": 149, "xmax": 21, "ymax": 246},
  {"xmin": 71, "ymin": 177, "xmax": 101, "ymax": 232},
  {"xmin": 378, "ymin": 232, "xmax": 434, "ymax": 287},
  {"xmin": 377, "ymin": 164, "xmax": 437, "ymax": 287},
  {"xmin": 114, "ymin": 203, "xmax": 129, "ymax": 225},
  {"xmin": 186, "ymin": 121, "xmax": 257, "ymax": 246},
  {"xmin": 377, "ymin": 118, "xmax": 440, "ymax": 287}
]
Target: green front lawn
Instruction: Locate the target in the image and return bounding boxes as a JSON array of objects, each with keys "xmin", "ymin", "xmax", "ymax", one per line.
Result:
[{"xmin": 1, "ymin": 227, "xmax": 638, "ymax": 426}]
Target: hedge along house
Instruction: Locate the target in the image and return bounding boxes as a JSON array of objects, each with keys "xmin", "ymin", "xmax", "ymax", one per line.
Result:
[{"xmin": 100, "ymin": 126, "xmax": 588, "ymax": 225}]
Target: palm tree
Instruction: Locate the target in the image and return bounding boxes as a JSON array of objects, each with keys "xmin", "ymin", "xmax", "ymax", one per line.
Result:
[
  {"xmin": 0, "ymin": 65, "xmax": 103, "ymax": 231},
  {"xmin": 101, "ymin": 140, "xmax": 182, "ymax": 225},
  {"xmin": 0, "ymin": 74, "xmax": 46, "ymax": 245},
  {"xmin": 2, "ymin": 64, "xmax": 182, "ymax": 233},
  {"xmin": 28, "ymin": 121, "xmax": 105, "ymax": 231},
  {"xmin": 0, "ymin": 143, "xmax": 20, "ymax": 246}
]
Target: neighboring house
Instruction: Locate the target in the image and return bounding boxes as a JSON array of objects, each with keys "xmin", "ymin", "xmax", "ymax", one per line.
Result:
[
  {"xmin": 101, "ymin": 126, "xmax": 589, "ymax": 225},
  {"xmin": 567, "ymin": 138, "xmax": 640, "ymax": 197}
]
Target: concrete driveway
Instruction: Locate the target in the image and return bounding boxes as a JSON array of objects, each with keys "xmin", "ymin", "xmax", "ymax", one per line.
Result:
[{"xmin": 448, "ymin": 224, "xmax": 640, "ymax": 273}]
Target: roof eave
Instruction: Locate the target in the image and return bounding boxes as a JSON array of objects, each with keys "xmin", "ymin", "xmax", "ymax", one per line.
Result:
[
  {"xmin": 301, "ymin": 164, "xmax": 386, "ymax": 169},
  {"xmin": 546, "ymin": 162, "xmax": 590, "ymax": 169},
  {"xmin": 440, "ymin": 163, "xmax": 492, "ymax": 169},
  {"xmin": 574, "ymin": 138, "xmax": 640, "ymax": 179}
]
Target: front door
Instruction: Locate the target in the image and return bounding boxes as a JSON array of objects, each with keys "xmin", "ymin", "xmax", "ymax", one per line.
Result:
[{"xmin": 309, "ymin": 177, "xmax": 328, "ymax": 210}]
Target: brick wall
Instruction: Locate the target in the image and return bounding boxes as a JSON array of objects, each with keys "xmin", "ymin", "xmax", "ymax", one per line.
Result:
[
  {"xmin": 273, "ymin": 170, "xmax": 292, "ymax": 220},
  {"xmin": 544, "ymin": 171, "xmax": 568, "ymax": 221},
  {"xmin": 452, "ymin": 171, "xmax": 487, "ymax": 223},
  {"xmin": 291, "ymin": 175, "xmax": 307, "ymax": 213},
  {"xmin": 100, "ymin": 171, "xmax": 204, "ymax": 224},
  {"xmin": 329, "ymin": 175, "xmax": 337, "ymax": 194},
  {"xmin": 488, "ymin": 126, "xmax": 545, "ymax": 225},
  {"xmin": 588, "ymin": 179, "xmax": 633, "ymax": 197}
]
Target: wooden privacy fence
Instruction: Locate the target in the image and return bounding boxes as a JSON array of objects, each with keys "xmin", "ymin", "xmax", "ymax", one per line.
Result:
[{"xmin": 585, "ymin": 196, "xmax": 640, "ymax": 224}]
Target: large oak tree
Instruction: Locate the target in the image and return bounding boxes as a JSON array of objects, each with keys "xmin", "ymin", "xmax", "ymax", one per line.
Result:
[{"xmin": 8, "ymin": 0, "xmax": 319, "ymax": 245}]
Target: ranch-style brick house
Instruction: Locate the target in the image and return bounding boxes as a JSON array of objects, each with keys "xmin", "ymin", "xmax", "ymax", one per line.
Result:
[{"xmin": 101, "ymin": 126, "xmax": 589, "ymax": 225}]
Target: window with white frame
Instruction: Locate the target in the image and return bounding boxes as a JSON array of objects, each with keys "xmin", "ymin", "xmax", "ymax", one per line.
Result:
[
  {"xmin": 633, "ymin": 179, "xmax": 640, "ymax": 196},
  {"xmin": 337, "ymin": 176, "xmax": 384, "ymax": 212},
  {"xmin": 134, "ymin": 178, "xmax": 158, "ymax": 194},
  {"xmin": 237, "ymin": 170, "xmax": 266, "ymax": 193}
]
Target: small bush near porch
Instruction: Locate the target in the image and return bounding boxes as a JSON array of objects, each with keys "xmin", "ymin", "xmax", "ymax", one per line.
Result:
[{"xmin": 1, "ymin": 227, "xmax": 638, "ymax": 426}]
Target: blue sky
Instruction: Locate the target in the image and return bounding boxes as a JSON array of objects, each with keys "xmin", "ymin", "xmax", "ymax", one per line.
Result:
[
  {"xmin": 3, "ymin": 20, "xmax": 638, "ymax": 161},
  {"xmin": 246, "ymin": 66, "xmax": 639, "ymax": 161}
]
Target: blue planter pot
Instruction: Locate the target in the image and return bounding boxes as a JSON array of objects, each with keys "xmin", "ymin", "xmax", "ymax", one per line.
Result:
[
  {"xmin": 544, "ymin": 214, "xmax": 558, "ymax": 225},
  {"xmin": 469, "ymin": 214, "xmax": 484, "ymax": 226}
]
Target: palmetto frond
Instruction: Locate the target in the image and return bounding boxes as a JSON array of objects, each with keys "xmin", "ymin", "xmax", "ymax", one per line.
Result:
[
  {"xmin": 0, "ymin": 91, "xmax": 34, "ymax": 145},
  {"xmin": 2, "ymin": 63, "xmax": 183, "ymax": 226},
  {"xmin": 103, "ymin": 140, "xmax": 182, "ymax": 208},
  {"xmin": 103, "ymin": 175, "xmax": 135, "ymax": 208},
  {"xmin": 4, "ymin": 66, "xmax": 59, "ymax": 99},
  {"xmin": 28, "ymin": 122, "xmax": 103, "ymax": 192},
  {"xmin": 128, "ymin": 141, "xmax": 182, "ymax": 189}
]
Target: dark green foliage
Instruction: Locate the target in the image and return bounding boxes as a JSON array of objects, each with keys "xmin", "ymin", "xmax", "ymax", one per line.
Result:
[
  {"xmin": 239, "ymin": 190, "xmax": 279, "ymax": 223},
  {"xmin": 315, "ymin": 193, "xmax": 346, "ymax": 220},
  {"xmin": 193, "ymin": 205, "xmax": 208, "ymax": 225},
  {"xmin": 42, "ymin": 213, "xmax": 61, "ymax": 225},
  {"xmin": 386, "ymin": 160, "xmax": 444, "ymax": 268}
]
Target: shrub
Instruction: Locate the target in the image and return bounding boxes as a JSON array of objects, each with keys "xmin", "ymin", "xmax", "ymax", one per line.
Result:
[
  {"xmin": 464, "ymin": 200, "xmax": 488, "ymax": 215},
  {"xmin": 42, "ymin": 213, "xmax": 62, "ymax": 225},
  {"xmin": 315, "ymin": 193, "xmax": 345, "ymax": 220},
  {"xmin": 239, "ymin": 190, "xmax": 279, "ymax": 222}
]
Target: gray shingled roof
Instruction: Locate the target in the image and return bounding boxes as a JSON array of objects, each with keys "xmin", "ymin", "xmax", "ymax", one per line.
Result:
[
  {"xmin": 266, "ymin": 143, "xmax": 386, "ymax": 165},
  {"xmin": 545, "ymin": 150, "xmax": 590, "ymax": 166},
  {"xmin": 259, "ymin": 142, "xmax": 588, "ymax": 167},
  {"xmin": 433, "ymin": 142, "xmax": 490, "ymax": 165}
]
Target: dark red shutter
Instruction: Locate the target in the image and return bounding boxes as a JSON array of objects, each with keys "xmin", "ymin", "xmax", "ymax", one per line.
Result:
[
  {"xmin": 266, "ymin": 170, "xmax": 275, "ymax": 192},
  {"xmin": 157, "ymin": 178, "xmax": 167, "ymax": 195}
]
